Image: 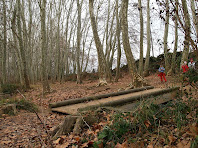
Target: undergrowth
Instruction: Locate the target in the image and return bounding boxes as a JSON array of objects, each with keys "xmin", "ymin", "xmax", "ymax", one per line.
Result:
[
  {"xmin": 1, "ymin": 83, "xmax": 22, "ymax": 94},
  {"xmin": 0, "ymin": 98, "xmax": 38, "ymax": 113},
  {"xmin": 95, "ymin": 98, "xmax": 197, "ymax": 147}
]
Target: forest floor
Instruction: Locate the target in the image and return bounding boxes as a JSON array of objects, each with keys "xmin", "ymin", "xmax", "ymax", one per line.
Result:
[{"xmin": 0, "ymin": 73, "xmax": 197, "ymax": 148}]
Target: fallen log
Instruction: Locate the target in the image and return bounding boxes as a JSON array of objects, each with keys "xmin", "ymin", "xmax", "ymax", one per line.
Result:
[
  {"xmin": 51, "ymin": 87, "xmax": 180, "ymax": 139},
  {"xmin": 49, "ymin": 86, "xmax": 154, "ymax": 108},
  {"xmin": 79, "ymin": 87, "xmax": 180, "ymax": 111}
]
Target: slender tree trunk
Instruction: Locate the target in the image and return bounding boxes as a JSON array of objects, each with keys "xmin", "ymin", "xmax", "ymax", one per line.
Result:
[
  {"xmin": 168, "ymin": 0, "xmax": 178, "ymax": 75},
  {"xmin": 180, "ymin": 0, "xmax": 191, "ymax": 67},
  {"xmin": 76, "ymin": 0, "xmax": 82, "ymax": 84},
  {"xmin": 144, "ymin": 0, "xmax": 151, "ymax": 77},
  {"xmin": 17, "ymin": 0, "xmax": 30, "ymax": 89},
  {"xmin": 190, "ymin": 0, "xmax": 198, "ymax": 43},
  {"xmin": 56, "ymin": 1, "xmax": 61, "ymax": 82},
  {"xmin": 2, "ymin": 0, "xmax": 7, "ymax": 84},
  {"xmin": 89, "ymin": 0, "xmax": 108, "ymax": 85},
  {"xmin": 115, "ymin": 0, "xmax": 121, "ymax": 82},
  {"xmin": 40, "ymin": 0, "xmax": 50, "ymax": 92},
  {"xmin": 121, "ymin": 0, "xmax": 147, "ymax": 87},
  {"xmin": 164, "ymin": 0, "xmax": 170, "ymax": 71},
  {"xmin": 138, "ymin": 0, "xmax": 144, "ymax": 76},
  {"xmin": 11, "ymin": 4, "xmax": 23, "ymax": 85},
  {"xmin": 83, "ymin": 38, "xmax": 93, "ymax": 72},
  {"xmin": 28, "ymin": 0, "xmax": 33, "ymax": 83}
]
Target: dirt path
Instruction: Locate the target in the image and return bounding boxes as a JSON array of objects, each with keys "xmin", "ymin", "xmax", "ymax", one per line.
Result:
[{"xmin": 0, "ymin": 74, "xmax": 181, "ymax": 147}]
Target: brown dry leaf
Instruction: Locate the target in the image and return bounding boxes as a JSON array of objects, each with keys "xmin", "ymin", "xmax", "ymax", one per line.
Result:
[
  {"xmin": 69, "ymin": 134, "xmax": 74, "ymax": 139},
  {"xmin": 56, "ymin": 142, "xmax": 70, "ymax": 148},
  {"xmin": 159, "ymin": 138, "xmax": 165, "ymax": 144},
  {"xmin": 87, "ymin": 130, "xmax": 95, "ymax": 135},
  {"xmin": 130, "ymin": 142, "xmax": 144, "ymax": 148},
  {"xmin": 115, "ymin": 143, "xmax": 123, "ymax": 148},
  {"xmin": 147, "ymin": 143, "xmax": 153, "ymax": 148},
  {"xmin": 130, "ymin": 143, "xmax": 137, "ymax": 148},
  {"xmin": 97, "ymin": 142, "xmax": 104, "ymax": 148},
  {"xmin": 121, "ymin": 141, "xmax": 128, "ymax": 148},
  {"xmin": 144, "ymin": 120, "xmax": 151, "ymax": 128},
  {"xmin": 177, "ymin": 140, "xmax": 191, "ymax": 148},
  {"xmin": 168, "ymin": 135, "xmax": 176, "ymax": 145},
  {"xmin": 53, "ymin": 138, "xmax": 62, "ymax": 145},
  {"xmin": 1, "ymin": 140, "xmax": 12, "ymax": 145},
  {"xmin": 74, "ymin": 136, "xmax": 80, "ymax": 142},
  {"xmin": 81, "ymin": 142, "xmax": 89, "ymax": 148},
  {"xmin": 98, "ymin": 122, "xmax": 106, "ymax": 126},
  {"xmin": 189, "ymin": 123, "xmax": 198, "ymax": 137}
]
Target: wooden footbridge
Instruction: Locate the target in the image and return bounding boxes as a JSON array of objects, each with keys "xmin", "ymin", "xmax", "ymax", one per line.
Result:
[{"xmin": 49, "ymin": 86, "xmax": 180, "ymax": 115}]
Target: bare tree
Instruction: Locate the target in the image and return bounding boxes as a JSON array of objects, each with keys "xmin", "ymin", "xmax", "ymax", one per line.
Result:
[
  {"xmin": 115, "ymin": 0, "xmax": 122, "ymax": 82},
  {"xmin": 168, "ymin": 0, "xmax": 178, "ymax": 75},
  {"xmin": 89, "ymin": 0, "xmax": 108, "ymax": 85},
  {"xmin": 138, "ymin": 0, "xmax": 144, "ymax": 76},
  {"xmin": 76, "ymin": 0, "xmax": 82, "ymax": 84},
  {"xmin": 164, "ymin": 0, "xmax": 170, "ymax": 70},
  {"xmin": 2, "ymin": 0, "xmax": 7, "ymax": 84},
  {"xmin": 17, "ymin": 0, "xmax": 30, "ymax": 89},
  {"xmin": 121, "ymin": 0, "xmax": 147, "ymax": 87},
  {"xmin": 144, "ymin": 0, "xmax": 151, "ymax": 77},
  {"xmin": 39, "ymin": 0, "xmax": 50, "ymax": 92},
  {"xmin": 190, "ymin": 0, "xmax": 198, "ymax": 41},
  {"xmin": 180, "ymin": 0, "xmax": 191, "ymax": 67}
]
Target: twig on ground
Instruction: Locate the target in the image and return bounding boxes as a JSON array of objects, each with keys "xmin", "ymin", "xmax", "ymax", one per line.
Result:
[
  {"xmin": 153, "ymin": 120, "xmax": 161, "ymax": 146},
  {"xmin": 17, "ymin": 89, "xmax": 26, "ymax": 100},
  {"xmin": 79, "ymin": 113, "xmax": 91, "ymax": 131}
]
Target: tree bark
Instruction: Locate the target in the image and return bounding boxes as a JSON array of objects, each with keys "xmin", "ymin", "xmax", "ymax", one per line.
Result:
[
  {"xmin": 144, "ymin": 0, "xmax": 151, "ymax": 77},
  {"xmin": 164, "ymin": 0, "xmax": 170, "ymax": 71},
  {"xmin": 138, "ymin": 0, "xmax": 144, "ymax": 76},
  {"xmin": 40, "ymin": 0, "xmax": 50, "ymax": 93},
  {"xmin": 89, "ymin": 0, "xmax": 108, "ymax": 85},
  {"xmin": 121, "ymin": 0, "xmax": 147, "ymax": 87},
  {"xmin": 115, "ymin": 0, "xmax": 121, "ymax": 82},
  {"xmin": 168, "ymin": 0, "xmax": 178, "ymax": 75},
  {"xmin": 17, "ymin": 0, "xmax": 30, "ymax": 89},
  {"xmin": 2, "ymin": 0, "xmax": 7, "ymax": 84},
  {"xmin": 76, "ymin": 0, "xmax": 82, "ymax": 84},
  {"xmin": 190, "ymin": 0, "xmax": 198, "ymax": 41},
  {"xmin": 180, "ymin": 0, "xmax": 191, "ymax": 67}
]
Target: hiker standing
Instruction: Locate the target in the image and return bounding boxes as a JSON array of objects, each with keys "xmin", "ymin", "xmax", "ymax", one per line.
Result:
[
  {"xmin": 182, "ymin": 61, "xmax": 189, "ymax": 73},
  {"xmin": 158, "ymin": 65, "xmax": 167, "ymax": 82},
  {"xmin": 188, "ymin": 58, "xmax": 195, "ymax": 69}
]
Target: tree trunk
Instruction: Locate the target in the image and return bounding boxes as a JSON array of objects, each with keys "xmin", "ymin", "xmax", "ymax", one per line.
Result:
[
  {"xmin": 40, "ymin": 0, "xmax": 50, "ymax": 93},
  {"xmin": 180, "ymin": 0, "xmax": 191, "ymax": 67},
  {"xmin": 121, "ymin": 0, "xmax": 148, "ymax": 87},
  {"xmin": 76, "ymin": 0, "xmax": 82, "ymax": 84},
  {"xmin": 89, "ymin": 0, "xmax": 108, "ymax": 85},
  {"xmin": 138, "ymin": 0, "xmax": 144, "ymax": 76},
  {"xmin": 115, "ymin": 0, "xmax": 121, "ymax": 82},
  {"xmin": 17, "ymin": 0, "xmax": 30, "ymax": 89},
  {"xmin": 11, "ymin": 4, "xmax": 23, "ymax": 85},
  {"xmin": 164, "ymin": 0, "xmax": 170, "ymax": 71},
  {"xmin": 168, "ymin": 0, "xmax": 178, "ymax": 75},
  {"xmin": 144, "ymin": 0, "xmax": 151, "ymax": 77},
  {"xmin": 2, "ymin": 0, "xmax": 7, "ymax": 84},
  {"xmin": 190, "ymin": 0, "xmax": 198, "ymax": 41}
]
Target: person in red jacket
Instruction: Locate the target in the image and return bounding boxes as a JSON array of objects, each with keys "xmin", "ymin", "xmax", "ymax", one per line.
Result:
[
  {"xmin": 182, "ymin": 61, "xmax": 189, "ymax": 73},
  {"xmin": 181, "ymin": 61, "xmax": 189, "ymax": 86}
]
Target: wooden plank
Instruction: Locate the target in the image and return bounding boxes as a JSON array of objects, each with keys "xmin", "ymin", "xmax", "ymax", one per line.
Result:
[
  {"xmin": 51, "ymin": 87, "xmax": 179, "ymax": 115},
  {"xmin": 49, "ymin": 86, "xmax": 154, "ymax": 108}
]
